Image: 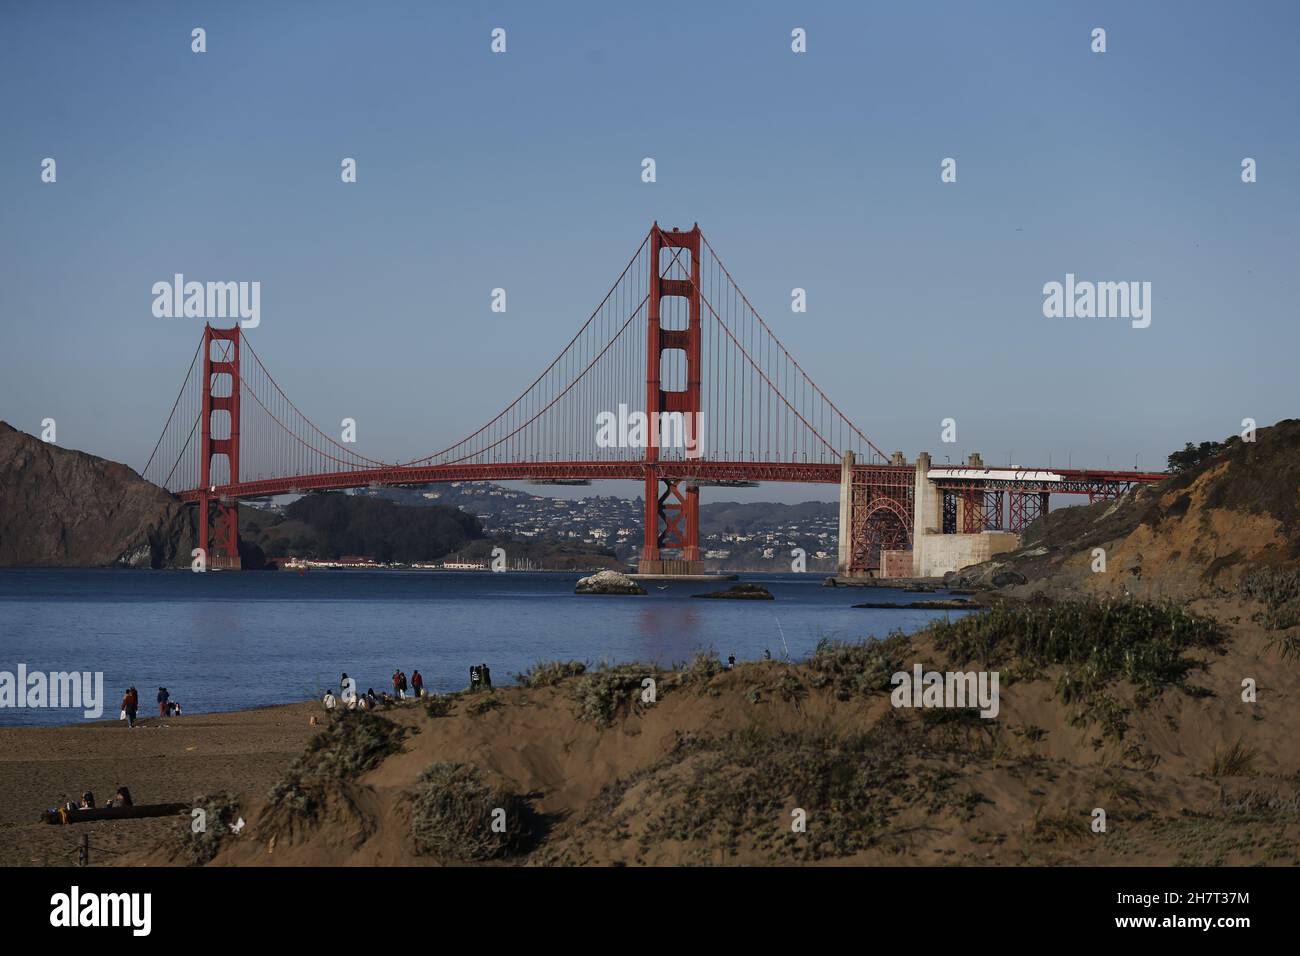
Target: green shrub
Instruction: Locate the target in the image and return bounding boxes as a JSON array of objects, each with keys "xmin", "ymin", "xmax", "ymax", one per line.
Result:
[
  {"xmin": 929, "ymin": 600, "xmax": 1226, "ymax": 701},
  {"xmin": 1239, "ymin": 567, "xmax": 1300, "ymax": 636},
  {"xmin": 423, "ymin": 694, "xmax": 454, "ymax": 718},
  {"xmin": 1207, "ymin": 739, "xmax": 1258, "ymax": 778},
  {"xmin": 922, "ymin": 599, "xmax": 1227, "ymax": 740},
  {"xmin": 773, "ymin": 672, "xmax": 807, "ymax": 704},
  {"xmin": 411, "ymin": 763, "xmax": 533, "ymax": 860},
  {"xmin": 514, "ymin": 660, "xmax": 588, "ymax": 688},
  {"xmin": 807, "ymin": 632, "xmax": 914, "ymax": 701},
  {"xmin": 177, "ymin": 791, "xmax": 240, "ymax": 865},
  {"xmin": 572, "ymin": 663, "xmax": 657, "ymax": 725},
  {"xmin": 267, "ymin": 710, "xmax": 409, "ymax": 818},
  {"xmin": 678, "ymin": 650, "xmax": 722, "ymax": 688}
]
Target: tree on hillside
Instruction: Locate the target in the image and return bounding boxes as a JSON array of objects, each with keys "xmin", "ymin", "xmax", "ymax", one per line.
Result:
[{"xmin": 1167, "ymin": 440, "xmax": 1227, "ymax": 474}]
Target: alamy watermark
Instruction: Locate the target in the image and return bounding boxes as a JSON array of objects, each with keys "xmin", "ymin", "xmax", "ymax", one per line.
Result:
[
  {"xmin": 595, "ymin": 404, "xmax": 701, "ymax": 457},
  {"xmin": 152, "ymin": 275, "xmax": 260, "ymax": 328},
  {"xmin": 1043, "ymin": 274, "xmax": 1150, "ymax": 329},
  {"xmin": 890, "ymin": 664, "xmax": 1000, "ymax": 718},
  {"xmin": 0, "ymin": 665, "xmax": 105, "ymax": 719},
  {"xmin": 50, "ymin": 886, "xmax": 151, "ymax": 936}
]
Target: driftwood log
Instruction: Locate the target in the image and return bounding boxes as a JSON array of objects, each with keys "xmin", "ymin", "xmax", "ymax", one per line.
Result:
[{"xmin": 41, "ymin": 803, "xmax": 189, "ymax": 825}]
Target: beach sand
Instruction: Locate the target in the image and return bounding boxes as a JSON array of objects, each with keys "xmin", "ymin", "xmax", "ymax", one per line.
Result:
[
  {"xmin": 3, "ymin": 596, "xmax": 1298, "ymax": 867},
  {"xmin": 0, "ymin": 702, "xmax": 318, "ymax": 866}
]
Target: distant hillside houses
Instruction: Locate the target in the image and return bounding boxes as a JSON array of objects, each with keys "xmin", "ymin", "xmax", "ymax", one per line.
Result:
[{"xmin": 352, "ymin": 480, "xmax": 839, "ymax": 570}]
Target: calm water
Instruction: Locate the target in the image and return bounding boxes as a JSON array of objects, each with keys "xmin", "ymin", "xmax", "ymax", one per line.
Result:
[{"xmin": 0, "ymin": 569, "xmax": 972, "ymax": 726}]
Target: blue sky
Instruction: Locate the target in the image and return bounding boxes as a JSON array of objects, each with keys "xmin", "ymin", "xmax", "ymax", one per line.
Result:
[{"xmin": 2, "ymin": 0, "xmax": 1296, "ymax": 502}]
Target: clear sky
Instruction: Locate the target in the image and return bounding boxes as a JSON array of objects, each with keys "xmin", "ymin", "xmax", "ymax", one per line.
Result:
[{"xmin": 2, "ymin": 0, "xmax": 1296, "ymax": 503}]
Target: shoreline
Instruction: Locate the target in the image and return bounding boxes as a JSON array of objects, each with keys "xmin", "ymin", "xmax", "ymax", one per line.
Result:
[
  {"xmin": 0, "ymin": 697, "xmax": 321, "ymax": 733},
  {"xmin": 3, "ymin": 592, "xmax": 1298, "ymax": 867}
]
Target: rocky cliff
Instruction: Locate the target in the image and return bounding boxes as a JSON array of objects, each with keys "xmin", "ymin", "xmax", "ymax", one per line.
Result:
[{"xmin": 0, "ymin": 421, "xmax": 195, "ymax": 567}]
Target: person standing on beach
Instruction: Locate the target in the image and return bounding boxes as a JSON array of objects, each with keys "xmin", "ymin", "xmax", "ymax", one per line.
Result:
[
  {"xmin": 121, "ymin": 688, "xmax": 137, "ymax": 728},
  {"xmin": 392, "ymin": 670, "xmax": 402, "ymax": 700},
  {"xmin": 157, "ymin": 686, "xmax": 170, "ymax": 717},
  {"xmin": 411, "ymin": 670, "xmax": 424, "ymax": 697}
]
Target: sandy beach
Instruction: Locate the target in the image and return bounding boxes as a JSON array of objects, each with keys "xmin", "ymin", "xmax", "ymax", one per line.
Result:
[
  {"xmin": 0, "ymin": 702, "xmax": 319, "ymax": 866},
  {"xmin": 4, "ymin": 592, "xmax": 1296, "ymax": 868}
]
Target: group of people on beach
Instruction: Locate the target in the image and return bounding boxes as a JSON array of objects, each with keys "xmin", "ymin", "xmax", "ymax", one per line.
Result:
[
  {"xmin": 322, "ymin": 669, "xmax": 426, "ymax": 711},
  {"xmin": 56, "ymin": 786, "xmax": 134, "ymax": 814},
  {"xmin": 391, "ymin": 669, "xmax": 423, "ymax": 699},
  {"xmin": 118, "ymin": 685, "xmax": 183, "ymax": 727}
]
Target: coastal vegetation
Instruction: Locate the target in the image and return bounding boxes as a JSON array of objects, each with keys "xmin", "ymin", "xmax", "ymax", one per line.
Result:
[
  {"xmin": 266, "ymin": 710, "xmax": 409, "ymax": 819},
  {"xmin": 410, "ymin": 763, "xmax": 534, "ymax": 860},
  {"xmin": 177, "ymin": 791, "xmax": 242, "ymax": 865}
]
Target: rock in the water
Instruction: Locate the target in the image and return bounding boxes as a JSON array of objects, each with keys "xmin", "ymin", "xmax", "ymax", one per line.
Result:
[
  {"xmin": 691, "ymin": 583, "xmax": 774, "ymax": 600},
  {"xmin": 853, "ymin": 598, "xmax": 974, "ymax": 610},
  {"xmin": 574, "ymin": 569, "xmax": 647, "ymax": 595}
]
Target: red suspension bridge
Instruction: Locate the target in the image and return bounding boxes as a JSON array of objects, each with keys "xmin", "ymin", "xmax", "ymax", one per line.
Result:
[{"xmin": 143, "ymin": 223, "xmax": 1165, "ymax": 573}]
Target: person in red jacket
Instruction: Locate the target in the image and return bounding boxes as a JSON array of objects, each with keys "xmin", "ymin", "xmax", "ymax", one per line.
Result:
[{"xmin": 411, "ymin": 670, "xmax": 424, "ymax": 698}]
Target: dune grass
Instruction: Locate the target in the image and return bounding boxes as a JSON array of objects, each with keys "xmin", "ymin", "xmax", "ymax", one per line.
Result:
[
  {"xmin": 177, "ymin": 791, "xmax": 241, "ymax": 865},
  {"xmin": 410, "ymin": 763, "xmax": 534, "ymax": 860},
  {"xmin": 267, "ymin": 710, "xmax": 409, "ymax": 819}
]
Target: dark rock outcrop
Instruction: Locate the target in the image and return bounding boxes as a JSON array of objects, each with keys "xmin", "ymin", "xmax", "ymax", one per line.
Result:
[
  {"xmin": 852, "ymin": 598, "xmax": 973, "ymax": 610},
  {"xmin": 691, "ymin": 583, "xmax": 774, "ymax": 600},
  {"xmin": 0, "ymin": 421, "xmax": 196, "ymax": 567}
]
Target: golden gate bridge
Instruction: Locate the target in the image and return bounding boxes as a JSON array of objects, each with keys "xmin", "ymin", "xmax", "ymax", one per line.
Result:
[{"xmin": 142, "ymin": 223, "xmax": 1164, "ymax": 573}]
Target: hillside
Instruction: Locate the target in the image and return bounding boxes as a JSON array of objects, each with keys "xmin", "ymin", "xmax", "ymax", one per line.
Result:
[
  {"xmin": 0, "ymin": 421, "xmax": 194, "ymax": 568},
  {"xmin": 950, "ymin": 419, "xmax": 1300, "ymax": 600},
  {"xmin": 245, "ymin": 492, "xmax": 483, "ymax": 564}
]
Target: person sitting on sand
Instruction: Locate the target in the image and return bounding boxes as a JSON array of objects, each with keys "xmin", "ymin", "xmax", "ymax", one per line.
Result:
[
  {"xmin": 366, "ymin": 688, "xmax": 378, "ymax": 708},
  {"xmin": 78, "ymin": 791, "xmax": 95, "ymax": 810},
  {"xmin": 111, "ymin": 786, "xmax": 133, "ymax": 808}
]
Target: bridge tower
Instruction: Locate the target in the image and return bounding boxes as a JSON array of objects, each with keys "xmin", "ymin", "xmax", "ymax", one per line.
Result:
[
  {"xmin": 198, "ymin": 324, "xmax": 242, "ymax": 570},
  {"xmin": 639, "ymin": 223, "xmax": 703, "ymax": 575}
]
